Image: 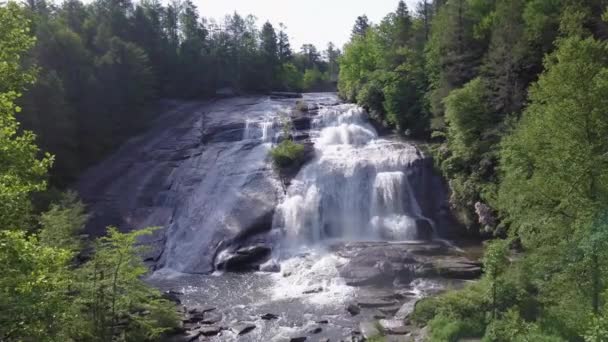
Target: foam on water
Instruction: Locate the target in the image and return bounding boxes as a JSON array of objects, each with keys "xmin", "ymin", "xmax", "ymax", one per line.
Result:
[{"xmin": 270, "ymin": 249, "xmax": 355, "ymax": 306}]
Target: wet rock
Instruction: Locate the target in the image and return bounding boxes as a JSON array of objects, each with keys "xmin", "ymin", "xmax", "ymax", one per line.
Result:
[
  {"xmin": 188, "ymin": 306, "xmax": 216, "ymax": 314},
  {"xmin": 303, "ymin": 286, "xmax": 324, "ymax": 294},
  {"xmin": 231, "ymin": 322, "xmax": 256, "ymax": 335},
  {"xmin": 163, "ymin": 290, "xmax": 183, "ymax": 304},
  {"xmin": 395, "ymin": 301, "xmax": 416, "ymax": 320},
  {"xmin": 200, "ymin": 311, "xmax": 222, "ymax": 325},
  {"xmin": 216, "ymin": 244, "xmax": 271, "ymax": 271},
  {"xmin": 340, "ymin": 265, "xmax": 385, "ymax": 286},
  {"xmin": 316, "ymin": 319, "xmax": 329, "ymax": 324},
  {"xmin": 306, "ymin": 326, "xmax": 322, "ymax": 334},
  {"xmin": 292, "ymin": 116, "xmax": 312, "ymax": 131},
  {"xmin": 475, "ymin": 201, "xmax": 496, "ymax": 230},
  {"xmin": 261, "ymin": 313, "xmax": 279, "ymax": 320},
  {"xmin": 184, "ymin": 329, "xmax": 201, "ymax": 341},
  {"xmin": 378, "ymin": 319, "xmax": 411, "ymax": 335},
  {"xmin": 270, "ymin": 91, "xmax": 303, "ymax": 99},
  {"xmin": 373, "ymin": 311, "xmax": 387, "ymax": 319},
  {"xmin": 414, "ymin": 219, "xmax": 434, "ymax": 241},
  {"xmin": 432, "ymin": 258, "xmax": 482, "ymax": 279},
  {"xmin": 359, "ymin": 321, "xmax": 380, "ymax": 339},
  {"xmin": 199, "ymin": 326, "xmax": 221, "ymax": 336},
  {"xmin": 357, "ymin": 298, "xmax": 399, "ymax": 308},
  {"xmin": 289, "ymin": 337, "xmax": 307, "ymax": 342},
  {"xmin": 378, "ymin": 305, "xmax": 402, "ymax": 316},
  {"xmin": 260, "ymin": 259, "xmax": 281, "ymax": 272},
  {"xmin": 346, "ymin": 303, "xmax": 361, "ymax": 316}
]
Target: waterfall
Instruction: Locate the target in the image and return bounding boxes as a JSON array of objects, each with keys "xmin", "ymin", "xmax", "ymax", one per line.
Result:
[
  {"xmin": 243, "ymin": 116, "xmax": 278, "ymax": 143},
  {"xmin": 273, "ymin": 103, "xmax": 433, "ymax": 245}
]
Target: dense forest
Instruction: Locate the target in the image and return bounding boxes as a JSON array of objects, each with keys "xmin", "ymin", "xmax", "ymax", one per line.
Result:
[
  {"xmin": 16, "ymin": 0, "xmax": 341, "ymax": 187},
  {"xmin": 4, "ymin": 0, "xmax": 608, "ymax": 340},
  {"xmin": 339, "ymin": 0, "xmax": 608, "ymax": 340}
]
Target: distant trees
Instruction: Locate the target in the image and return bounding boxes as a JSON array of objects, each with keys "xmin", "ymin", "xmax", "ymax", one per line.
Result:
[
  {"xmin": 339, "ymin": 0, "xmax": 429, "ymax": 137},
  {"xmin": 14, "ymin": 0, "xmax": 339, "ymax": 187}
]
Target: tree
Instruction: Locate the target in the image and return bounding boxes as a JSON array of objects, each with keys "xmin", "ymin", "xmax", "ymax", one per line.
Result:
[
  {"xmin": 38, "ymin": 191, "xmax": 88, "ymax": 252},
  {"xmin": 352, "ymin": 15, "xmax": 370, "ymax": 38},
  {"xmin": 76, "ymin": 227, "xmax": 179, "ymax": 341},
  {"xmin": 260, "ymin": 21, "xmax": 279, "ymax": 89},
  {"xmin": 277, "ymin": 23, "xmax": 292, "ymax": 63},
  {"xmin": 0, "ymin": 231, "xmax": 73, "ymax": 341},
  {"xmin": 325, "ymin": 42, "xmax": 341, "ymax": 82},
  {"xmin": 0, "ymin": 2, "xmax": 53, "ymax": 230}
]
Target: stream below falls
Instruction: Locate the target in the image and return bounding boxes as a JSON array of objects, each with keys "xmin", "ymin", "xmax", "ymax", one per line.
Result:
[{"xmin": 78, "ymin": 93, "xmax": 480, "ymax": 342}]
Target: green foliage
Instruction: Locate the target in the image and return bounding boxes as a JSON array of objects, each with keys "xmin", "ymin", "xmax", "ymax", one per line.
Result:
[
  {"xmin": 76, "ymin": 226, "xmax": 179, "ymax": 341},
  {"xmin": 302, "ymin": 67, "xmax": 328, "ymax": 91},
  {"xmin": 411, "ymin": 296, "xmax": 440, "ymax": 325},
  {"xmin": 0, "ymin": 231, "xmax": 73, "ymax": 341},
  {"xmin": 338, "ymin": 1, "xmax": 429, "ymax": 136},
  {"xmin": 38, "ymin": 191, "xmax": 88, "ymax": 252},
  {"xmin": 270, "ymin": 139, "xmax": 306, "ymax": 170},
  {"xmin": 0, "ymin": 2, "xmax": 53, "ymax": 230}
]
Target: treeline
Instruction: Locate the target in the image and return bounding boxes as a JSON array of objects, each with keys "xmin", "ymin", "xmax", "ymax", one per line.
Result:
[
  {"xmin": 1, "ymin": 3, "xmax": 179, "ymax": 341},
  {"xmin": 340, "ymin": 0, "xmax": 608, "ymax": 341},
  {"xmin": 19, "ymin": 0, "xmax": 341, "ymax": 187}
]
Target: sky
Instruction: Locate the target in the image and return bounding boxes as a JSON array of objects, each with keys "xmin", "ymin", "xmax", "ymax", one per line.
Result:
[{"xmin": 195, "ymin": 0, "xmax": 420, "ymax": 51}]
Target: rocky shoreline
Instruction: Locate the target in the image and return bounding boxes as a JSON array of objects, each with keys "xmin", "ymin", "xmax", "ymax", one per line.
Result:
[{"xmin": 164, "ymin": 240, "xmax": 481, "ymax": 342}]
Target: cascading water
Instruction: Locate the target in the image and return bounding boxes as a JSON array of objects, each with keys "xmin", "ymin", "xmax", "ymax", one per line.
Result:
[{"xmin": 273, "ymin": 103, "xmax": 433, "ymax": 245}]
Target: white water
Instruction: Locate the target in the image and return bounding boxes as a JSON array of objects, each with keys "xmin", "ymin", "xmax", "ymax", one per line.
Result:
[{"xmin": 273, "ymin": 103, "xmax": 431, "ymax": 246}]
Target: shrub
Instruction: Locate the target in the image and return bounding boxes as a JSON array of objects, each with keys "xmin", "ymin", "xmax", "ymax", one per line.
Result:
[{"xmin": 270, "ymin": 139, "xmax": 305, "ymax": 170}]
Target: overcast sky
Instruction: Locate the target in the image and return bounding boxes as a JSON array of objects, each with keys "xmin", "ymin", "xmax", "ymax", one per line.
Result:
[{"xmin": 195, "ymin": 0, "xmax": 420, "ymax": 51}]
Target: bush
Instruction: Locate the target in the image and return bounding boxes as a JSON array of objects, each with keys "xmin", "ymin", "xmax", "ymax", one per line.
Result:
[
  {"xmin": 270, "ymin": 140, "xmax": 305, "ymax": 170},
  {"xmin": 411, "ymin": 297, "xmax": 441, "ymax": 325},
  {"xmin": 429, "ymin": 314, "xmax": 486, "ymax": 342}
]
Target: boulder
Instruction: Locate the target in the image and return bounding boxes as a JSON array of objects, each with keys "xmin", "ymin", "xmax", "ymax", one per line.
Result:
[
  {"xmin": 346, "ymin": 303, "xmax": 361, "ymax": 316},
  {"xmin": 306, "ymin": 326, "xmax": 322, "ymax": 334},
  {"xmin": 378, "ymin": 319, "xmax": 411, "ymax": 335},
  {"xmin": 216, "ymin": 244, "xmax": 271, "ymax": 271},
  {"xmin": 302, "ymin": 286, "xmax": 324, "ymax": 294},
  {"xmin": 288, "ymin": 337, "xmax": 307, "ymax": 342},
  {"xmin": 200, "ymin": 311, "xmax": 222, "ymax": 325},
  {"xmin": 231, "ymin": 322, "xmax": 256, "ymax": 335},
  {"xmin": 432, "ymin": 258, "xmax": 482, "ymax": 279},
  {"xmin": 163, "ymin": 290, "xmax": 183, "ymax": 304},
  {"xmin": 359, "ymin": 321, "xmax": 380, "ymax": 339},
  {"xmin": 356, "ymin": 298, "xmax": 399, "ymax": 308},
  {"xmin": 261, "ymin": 313, "xmax": 279, "ymax": 320},
  {"xmin": 199, "ymin": 326, "xmax": 221, "ymax": 336},
  {"xmin": 260, "ymin": 259, "xmax": 281, "ymax": 273}
]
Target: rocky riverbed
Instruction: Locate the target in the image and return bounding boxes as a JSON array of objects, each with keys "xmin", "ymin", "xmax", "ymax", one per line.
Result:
[{"xmin": 151, "ymin": 240, "xmax": 480, "ymax": 342}]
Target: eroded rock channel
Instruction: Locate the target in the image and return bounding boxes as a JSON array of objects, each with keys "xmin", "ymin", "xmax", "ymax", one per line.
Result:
[{"xmin": 78, "ymin": 93, "xmax": 479, "ymax": 341}]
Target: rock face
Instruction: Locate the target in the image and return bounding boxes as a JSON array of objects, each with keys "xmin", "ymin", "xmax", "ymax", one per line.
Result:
[
  {"xmin": 77, "ymin": 97, "xmax": 298, "ymax": 274},
  {"xmin": 335, "ymin": 241, "xmax": 482, "ymax": 284}
]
